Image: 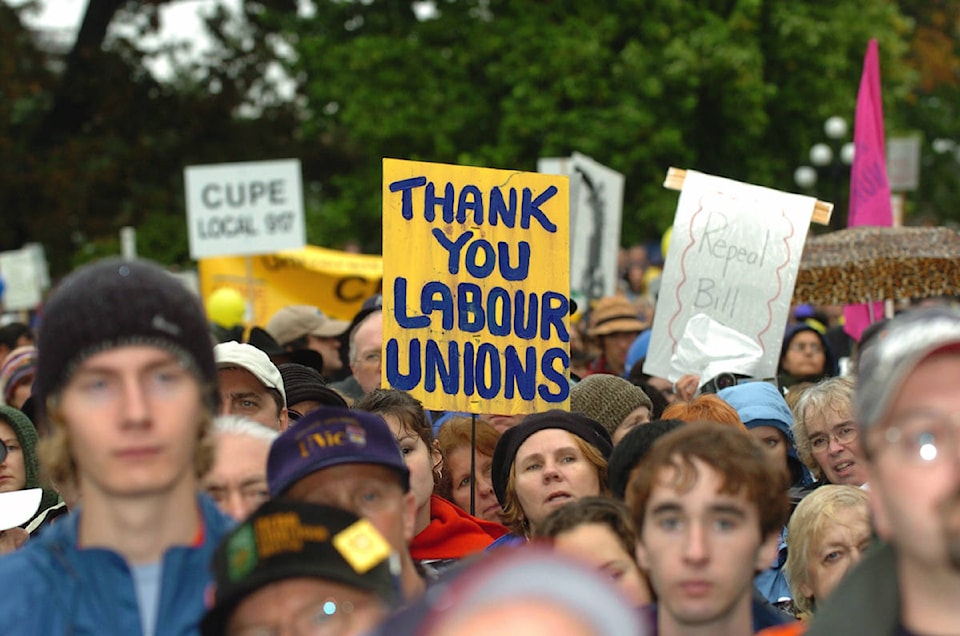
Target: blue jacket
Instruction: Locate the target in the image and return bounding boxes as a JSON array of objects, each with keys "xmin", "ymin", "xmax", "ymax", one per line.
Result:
[
  {"xmin": 717, "ymin": 382, "xmax": 813, "ymax": 608},
  {"xmin": 0, "ymin": 495, "xmax": 232, "ymax": 635},
  {"xmin": 645, "ymin": 592, "xmax": 794, "ymax": 633},
  {"xmin": 753, "ymin": 527, "xmax": 792, "ymax": 606}
]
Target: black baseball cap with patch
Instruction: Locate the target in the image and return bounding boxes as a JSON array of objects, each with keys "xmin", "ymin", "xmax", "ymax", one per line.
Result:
[{"xmin": 201, "ymin": 499, "xmax": 398, "ymax": 636}]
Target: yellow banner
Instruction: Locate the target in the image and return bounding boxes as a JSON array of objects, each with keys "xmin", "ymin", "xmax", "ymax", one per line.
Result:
[
  {"xmin": 382, "ymin": 158, "xmax": 570, "ymax": 414},
  {"xmin": 199, "ymin": 245, "xmax": 383, "ymax": 328}
]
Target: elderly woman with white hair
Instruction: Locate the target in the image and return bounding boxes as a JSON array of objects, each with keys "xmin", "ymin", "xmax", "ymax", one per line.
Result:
[
  {"xmin": 201, "ymin": 415, "xmax": 278, "ymax": 521},
  {"xmin": 784, "ymin": 485, "xmax": 872, "ymax": 620}
]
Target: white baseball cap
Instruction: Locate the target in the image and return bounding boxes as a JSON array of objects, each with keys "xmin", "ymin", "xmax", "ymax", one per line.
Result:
[{"xmin": 214, "ymin": 341, "xmax": 286, "ymax": 407}]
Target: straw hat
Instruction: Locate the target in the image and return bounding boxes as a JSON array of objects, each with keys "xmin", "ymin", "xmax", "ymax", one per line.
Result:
[{"xmin": 586, "ymin": 295, "xmax": 648, "ymax": 337}]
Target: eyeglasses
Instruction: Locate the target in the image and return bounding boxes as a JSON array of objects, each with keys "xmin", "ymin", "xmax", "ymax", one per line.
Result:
[
  {"xmin": 809, "ymin": 424, "xmax": 859, "ymax": 453},
  {"xmin": 789, "ymin": 342, "xmax": 824, "ymax": 354},
  {"xmin": 231, "ymin": 598, "xmax": 362, "ymax": 636},
  {"xmin": 879, "ymin": 411, "xmax": 960, "ymax": 464}
]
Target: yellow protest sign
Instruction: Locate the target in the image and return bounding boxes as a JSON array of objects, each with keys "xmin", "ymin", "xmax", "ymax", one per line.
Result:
[
  {"xmin": 199, "ymin": 245, "xmax": 383, "ymax": 328},
  {"xmin": 382, "ymin": 158, "xmax": 570, "ymax": 414}
]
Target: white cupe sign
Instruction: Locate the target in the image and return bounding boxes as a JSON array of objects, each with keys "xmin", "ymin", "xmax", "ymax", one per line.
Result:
[{"xmin": 184, "ymin": 159, "xmax": 306, "ymax": 259}]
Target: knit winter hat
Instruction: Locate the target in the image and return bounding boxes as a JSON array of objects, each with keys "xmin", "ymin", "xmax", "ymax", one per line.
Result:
[
  {"xmin": 278, "ymin": 363, "xmax": 348, "ymax": 409},
  {"xmin": 400, "ymin": 548, "xmax": 642, "ymax": 636},
  {"xmin": 34, "ymin": 258, "xmax": 218, "ymax": 422},
  {"xmin": 0, "ymin": 346, "xmax": 36, "ymax": 405},
  {"xmin": 0, "ymin": 405, "xmax": 41, "ymax": 490},
  {"xmin": 570, "ymin": 374, "xmax": 653, "ymax": 436},
  {"xmin": 606, "ymin": 418, "xmax": 685, "ymax": 499},
  {"xmin": 0, "ymin": 404, "xmax": 61, "ymax": 524},
  {"xmin": 491, "ymin": 410, "xmax": 612, "ymax": 506}
]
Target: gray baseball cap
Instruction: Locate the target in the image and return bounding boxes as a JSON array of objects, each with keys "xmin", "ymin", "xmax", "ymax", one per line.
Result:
[{"xmin": 856, "ymin": 305, "xmax": 960, "ymax": 429}]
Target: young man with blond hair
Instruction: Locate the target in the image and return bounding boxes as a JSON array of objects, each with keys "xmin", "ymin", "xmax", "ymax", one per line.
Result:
[{"xmin": 0, "ymin": 258, "xmax": 232, "ymax": 634}]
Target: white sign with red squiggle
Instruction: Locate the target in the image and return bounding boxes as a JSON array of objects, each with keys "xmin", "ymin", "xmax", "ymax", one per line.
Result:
[{"xmin": 644, "ymin": 171, "xmax": 816, "ymax": 382}]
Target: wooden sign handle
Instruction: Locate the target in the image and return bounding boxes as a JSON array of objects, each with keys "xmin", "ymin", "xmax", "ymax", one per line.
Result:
[{"xmin": 663, "ymin": 167, "xmax": 833, "ymax": 226}]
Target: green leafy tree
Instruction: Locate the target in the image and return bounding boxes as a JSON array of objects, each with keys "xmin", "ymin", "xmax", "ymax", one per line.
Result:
[
  {"xmin": 1, "ymin": 0, "xmax": 302, "ymax": 275},
  {"xmin": 278, "ymin": 0, "xmax": 912, "ymax": 250},
  {"xmin": 897, "ymin": 0, "xmax": 960, "ymax": 224},
  {"xmin": 3, "ymin": 0, "xmax": 946, "ymax": 279}
]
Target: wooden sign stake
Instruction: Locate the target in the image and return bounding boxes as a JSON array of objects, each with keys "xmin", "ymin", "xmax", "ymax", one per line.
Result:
[{"xmin": 663, "ymin": 167, "xmax": 833, "ymax": 226}]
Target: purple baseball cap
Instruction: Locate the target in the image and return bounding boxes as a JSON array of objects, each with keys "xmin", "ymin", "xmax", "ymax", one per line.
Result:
[{"xmin": 267, "ymin": 407, "xmax": 410, "ymax": 497}]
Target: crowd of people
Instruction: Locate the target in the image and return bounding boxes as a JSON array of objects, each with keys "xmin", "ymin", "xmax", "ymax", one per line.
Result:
[{"xmin": 0, "ymin": 251, "xmax": 957, "ymax": 636}]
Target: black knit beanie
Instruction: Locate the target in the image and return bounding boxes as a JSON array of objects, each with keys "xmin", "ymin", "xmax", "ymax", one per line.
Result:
[
  {"xmin": 278, "ymin": 363, "xmax": 348, "ymax": 409},
  {"xmin": 492, "ymin": 409, "xmax": 612, "ymax": 506},
  {"xmin": 34, "ymin": 258, "xmax": 218, "ymax": 423},
  {"xmin": 606, "ymin": 418, "xmax": 685, "ymax": 500}
]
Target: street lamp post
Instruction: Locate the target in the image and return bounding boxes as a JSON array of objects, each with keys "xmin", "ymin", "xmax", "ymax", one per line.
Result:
[{"xmin": 794, "ymin": 116, "xmax": 856, "ymax": 231}]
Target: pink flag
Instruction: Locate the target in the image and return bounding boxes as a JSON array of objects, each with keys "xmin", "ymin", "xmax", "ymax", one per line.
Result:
[{"xmin": 844, "ymin": 38, "xmax": 892, "ymax": 342}]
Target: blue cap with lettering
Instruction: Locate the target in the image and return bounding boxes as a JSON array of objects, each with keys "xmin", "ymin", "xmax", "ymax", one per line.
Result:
[{"xmin": 267, "ymin": 407, "xmax": 410, "ymax": 497}]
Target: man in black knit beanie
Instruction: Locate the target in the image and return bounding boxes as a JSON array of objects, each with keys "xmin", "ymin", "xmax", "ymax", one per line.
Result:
[{"xmin": 0, "ymin": 257, "xmax": 232, "ymax": 635}]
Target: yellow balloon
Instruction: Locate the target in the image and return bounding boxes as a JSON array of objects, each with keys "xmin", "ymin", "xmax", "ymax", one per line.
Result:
[
  {"xmin": 661, "ymin": 226, "xmax": 673, "ymax": 262},
  {"xmin": 206, "ymin": 287, "xmax": 246, "ymax": 327},
  {"xmin": 643, "ymin": 266, "xmax": 662, "ymax": 290}
]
